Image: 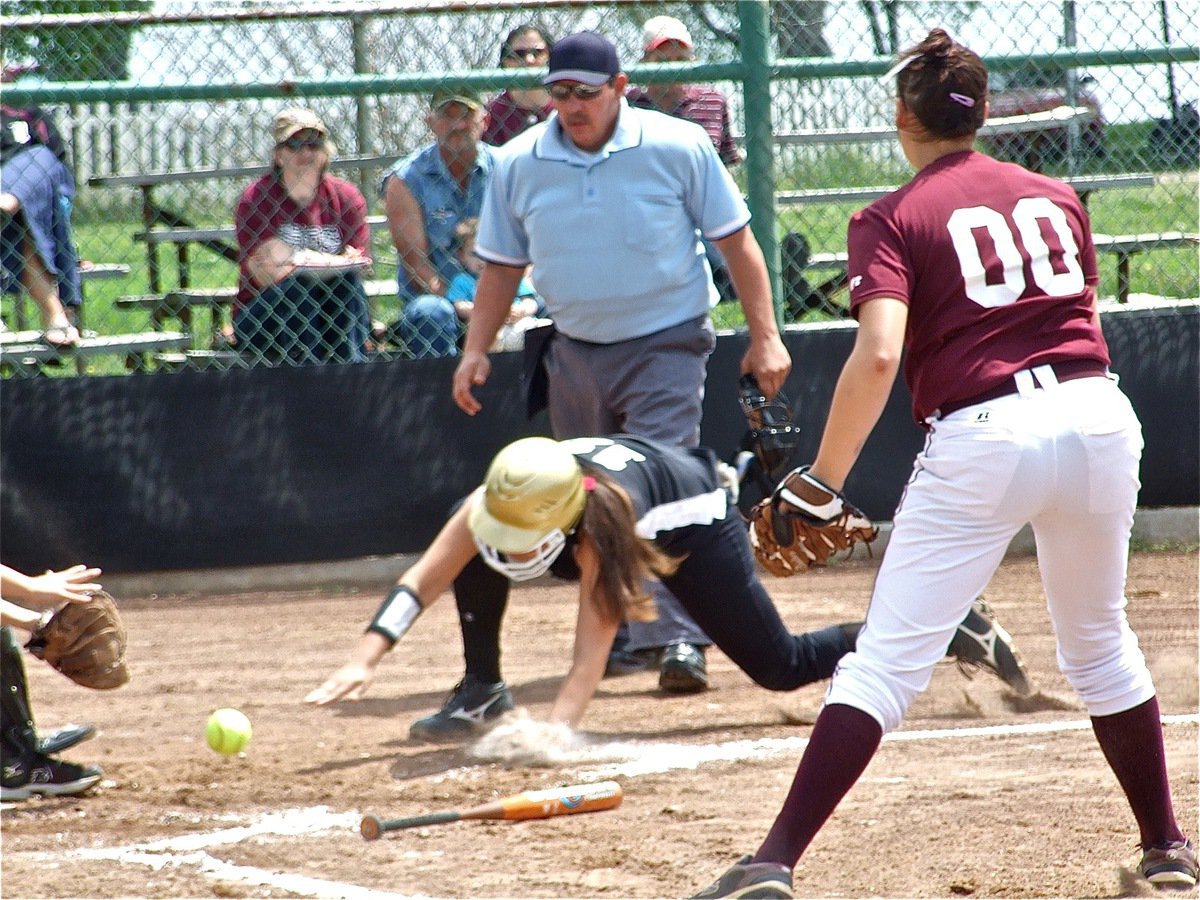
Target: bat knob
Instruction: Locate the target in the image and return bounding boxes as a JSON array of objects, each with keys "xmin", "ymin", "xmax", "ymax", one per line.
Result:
[{"xmin": 360, "ymin": 815, "xmax": 383, "ymax": 841}]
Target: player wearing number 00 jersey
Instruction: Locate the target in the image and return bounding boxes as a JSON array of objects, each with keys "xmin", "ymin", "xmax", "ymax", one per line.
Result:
[
  {"xmin": 848, "ymin": 129, "xmax": 1107, "ymax": 423},
  {"xmin": 694, "ymin": 26, "xmax": 1194, "ymax": 898}
]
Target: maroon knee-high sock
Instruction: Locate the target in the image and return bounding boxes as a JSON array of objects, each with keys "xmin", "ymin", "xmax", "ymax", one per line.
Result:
[
  {"xmin": 1091, "ymin": 696, "xmax": 1185, "ymax": 847},
  {"xmin": 754, "ymin": 703, "xmax": 883, "ymax": 868}
]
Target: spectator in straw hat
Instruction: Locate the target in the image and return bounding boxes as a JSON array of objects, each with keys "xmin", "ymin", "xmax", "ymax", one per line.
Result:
[{"xmin": 233, "ymin": 107, "xmax": 372, "ymax": 364}]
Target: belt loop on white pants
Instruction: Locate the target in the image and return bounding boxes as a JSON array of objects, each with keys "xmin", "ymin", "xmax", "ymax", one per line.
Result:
[
  {"xmin": 1032, "ymin": 363, "xmax": 1060, "ymax": 391},
  {"xmin": 1013, "ymin": 364, "xmax": 1061, "ymax": 398},
  {"xmin": 1013, "ymin": 368, "xmax": 1037, "ymax": 397}
]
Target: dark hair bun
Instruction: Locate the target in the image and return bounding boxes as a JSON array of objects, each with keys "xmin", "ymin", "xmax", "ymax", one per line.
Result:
[{"xmin": 921, "ymin": 28, "xmax": 955, "ymax": 60}]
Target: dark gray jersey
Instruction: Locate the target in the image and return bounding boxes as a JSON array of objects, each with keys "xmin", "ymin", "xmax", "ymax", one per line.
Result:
[{"xmin": 565, "ymin": 435, "xmax": 728, "ymax": 553}]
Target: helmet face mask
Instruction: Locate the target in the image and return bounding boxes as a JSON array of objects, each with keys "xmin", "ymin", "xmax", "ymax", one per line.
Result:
[{"xmin": 474, "ymin": 529, "xmax": 567, "ymax": 581}]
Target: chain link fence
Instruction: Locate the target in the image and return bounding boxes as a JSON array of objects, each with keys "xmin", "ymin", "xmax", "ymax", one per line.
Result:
[{"xmin": 1, "ymin": 0, "xmax": 1196, "ymax": 374}]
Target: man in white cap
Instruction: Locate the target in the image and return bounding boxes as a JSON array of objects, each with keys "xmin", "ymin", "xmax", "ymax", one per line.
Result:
[{"xmin": 433, "ymin": 29, "xmax": 791, "ymax": 731}]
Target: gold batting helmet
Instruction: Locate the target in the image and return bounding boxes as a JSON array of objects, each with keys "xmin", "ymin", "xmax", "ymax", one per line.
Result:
[{"xmin": 467, "ymin": 437, "xmax": 587, "ymax": 580}]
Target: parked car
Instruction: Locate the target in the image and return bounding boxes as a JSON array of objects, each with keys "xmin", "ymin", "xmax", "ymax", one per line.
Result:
[{"xmin": 982, "ymin": 67, "xmax": 1105, "ymax": 170}]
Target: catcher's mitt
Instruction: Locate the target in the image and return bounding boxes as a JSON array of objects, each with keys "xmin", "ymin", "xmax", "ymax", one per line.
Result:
[
  {"xmin": 737, "ymin": 374, "xmax": 802, "ymax": 485},
  {"xmin": 25, "ymin": 590, "xmax": 129, "ymax": 690},
  {"xmin": 748, "ymin": 467, "xmax": 878, "ymax": 576}
]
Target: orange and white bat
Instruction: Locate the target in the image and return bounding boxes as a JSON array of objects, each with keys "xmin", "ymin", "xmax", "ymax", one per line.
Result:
[{"xmin": 360, "ymin": 780, "xmax": 622, "ymax": 840}]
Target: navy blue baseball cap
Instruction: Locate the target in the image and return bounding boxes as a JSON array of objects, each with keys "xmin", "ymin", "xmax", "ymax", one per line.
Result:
[{"xmin": 544, "ymin": 31, "xmax": 620, "ymax": 86}]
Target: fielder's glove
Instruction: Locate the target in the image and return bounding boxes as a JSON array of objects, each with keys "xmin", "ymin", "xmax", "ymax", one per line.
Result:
[
  {"xmin": 25, "ymin": 590, "xmax": 129, "ymax": 690},
  {"xmin": 748, "ymin": 467, "xmax": 878, "ymax": 576}
]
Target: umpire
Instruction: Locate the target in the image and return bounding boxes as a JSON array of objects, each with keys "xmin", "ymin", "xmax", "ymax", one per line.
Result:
[{"xmin": 451, "ymin": 31, "xmax": 791, "ymax": 696}]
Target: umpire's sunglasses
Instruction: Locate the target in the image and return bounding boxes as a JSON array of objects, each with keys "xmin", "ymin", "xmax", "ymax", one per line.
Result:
[{"xmin": 548, "ymin": 81, "xmax": 610, "ymax": 101}]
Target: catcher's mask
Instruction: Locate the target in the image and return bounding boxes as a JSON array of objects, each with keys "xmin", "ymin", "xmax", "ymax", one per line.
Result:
[
  {"xmin": 738, "ymin": 374, "xmax": 802, "ymax": 485},
  {"xmin": 468, "ymin": 437, "xmax": 587, "ymax": 581}
]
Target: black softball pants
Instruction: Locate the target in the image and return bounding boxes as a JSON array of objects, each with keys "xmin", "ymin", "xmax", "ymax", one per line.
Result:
[
  {"xmin": 661, "ymin": 513, "xmax": 855, "ymax": 691},
  {"xmin": 451, "ymin": 511, "xmax": 855, "ymax": 692}
]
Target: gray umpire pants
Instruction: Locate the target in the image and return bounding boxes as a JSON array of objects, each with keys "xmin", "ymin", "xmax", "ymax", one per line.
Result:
[{"xmin": 543, "ymin": 314, "xmax": 715, "ymax": 651}]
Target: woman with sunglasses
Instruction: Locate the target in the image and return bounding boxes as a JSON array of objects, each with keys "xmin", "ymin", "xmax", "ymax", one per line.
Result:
[
  {"xmin": 693, "ymin": 28, "xmax": 1194, "ymax": 897},
  {"xmin": 481, "ymin": 24, "xmax": 555, "ymax": 146},
  {"xmin": 233, "ymin": 107, "xmax": 372, "ymax": 364},
  {"xmin": 306, "ymin": 434, "xmax": 1025, "ymax": 736}
]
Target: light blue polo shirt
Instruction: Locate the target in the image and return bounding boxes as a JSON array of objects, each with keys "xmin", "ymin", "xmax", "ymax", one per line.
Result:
[
  {"xmin": 379, "ymin": 142, "xmax": 494, "ymax": 301},
  {"xmin": 475, "ymin": 101, "xmax": 749, "ymax": 344}
]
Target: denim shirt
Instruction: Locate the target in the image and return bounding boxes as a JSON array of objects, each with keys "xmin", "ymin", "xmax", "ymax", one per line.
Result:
[{"xmin": 379, "ymin": 142, "xmax": 494, "ymax": 301}]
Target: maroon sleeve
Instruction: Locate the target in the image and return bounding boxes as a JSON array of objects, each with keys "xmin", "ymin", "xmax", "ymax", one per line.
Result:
[
  {"xmin": 716, "ymin": 97, "xmax": 741, "ymax": 167},
  {"xmin": 1075, "ymin": 197, "xmax": 1099, "ymax": 287},
  {"xmin": 235, "ymin": 178, "xmax": 275, "ymax": 260},
  {"xmin": 847, "ymin": 204, "xmax": 913, "ymax": 316}
]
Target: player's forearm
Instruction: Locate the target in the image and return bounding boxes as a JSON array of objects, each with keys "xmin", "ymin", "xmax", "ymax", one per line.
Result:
[
  {"xmin": 549, "ymin": 662, "xmax": 605, "ymax": 727},
  {"xmin": 720, "ymin": 230, "xmax": 782, "ymax": 341},
  {"xmin": 0, "ymin": 564, "xmax": 35, "ymax": 600},
  {"xmin": 1, "ymin": 598, "xmax": 41, "ymax": 629},
  {"xmin": 349, "ymin": 630, "xmax": 394, "ymax": 668},
  {"xmin": 811, "ymin": 342, "xmax": 899, "ymax": 490}
]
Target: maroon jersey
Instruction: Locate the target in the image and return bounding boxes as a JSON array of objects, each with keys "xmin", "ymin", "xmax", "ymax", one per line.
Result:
[
  {"xmin": 482, "ymin": 90, "xmax": 552, "ymax": 146},
  {"xmin": 234, "ymin": 173, "xmax": 369, "ymax": 307},
  {"xmin": 847, "ymin": 150, "xmax": 1109, "ymax": 422}
]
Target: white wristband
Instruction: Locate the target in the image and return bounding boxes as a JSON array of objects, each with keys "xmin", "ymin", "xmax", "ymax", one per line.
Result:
[
  {"xmin": 367, "ymin": 586, "xmax": 422, "ymax": 647},
  {"xmin": 776, "ymin": 467, "xmax": 845, "ymax": 521}
]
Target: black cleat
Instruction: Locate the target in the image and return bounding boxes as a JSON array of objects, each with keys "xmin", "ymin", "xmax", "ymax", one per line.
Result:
[
  {"xmin": 692, "ymin": 855, "xmax": 793, "ymax": 898},
  {"xmin": 948, "ymin": 597, "xmax": 1032, "ymax": 694},
  {"xmin": 2, "ymin": 755, "xmax": 102, "ymax": 802},
  {"xmin": 37, "ymin": 723, "xmax": 96, "ymax": 756},
  {"xmin": 409, "ymin": 675, "xmax": 514, "ymax": 743},
  {"xmin": 659, "ymin": 642, "xmax": 709, "ymax": 694}
]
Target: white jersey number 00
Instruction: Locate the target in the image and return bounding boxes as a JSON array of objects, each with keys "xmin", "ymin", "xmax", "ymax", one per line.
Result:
[{"xmin": 947, "ymin": 197, "xmax": 1085, "ymax": 308}]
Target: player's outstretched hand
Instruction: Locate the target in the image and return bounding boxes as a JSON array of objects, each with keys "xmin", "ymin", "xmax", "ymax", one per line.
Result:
[
  {"xmin": 23, "ymin": 565, "xmax": 103, "ymax": 607},
  {"xmin": 304, "ymin": 662, "xmax": 375, "ymax": 706}
]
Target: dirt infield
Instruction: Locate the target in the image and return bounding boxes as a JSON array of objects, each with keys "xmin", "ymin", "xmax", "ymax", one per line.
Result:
[{"xmin": 2, "ymin": 549, "xmax": 1196, "ymax": 899}]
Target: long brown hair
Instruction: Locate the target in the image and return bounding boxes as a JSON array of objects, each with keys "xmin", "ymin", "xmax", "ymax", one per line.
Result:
[
  {"xmin": 577, "ymin": 468, "xmax": 680, "ymax": 625},
  {"xmin": 894, "ymin": 28, "xmax": 988, "ymax": 139}
]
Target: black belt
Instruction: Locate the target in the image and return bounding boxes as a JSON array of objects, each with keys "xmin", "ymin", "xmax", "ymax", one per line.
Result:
[{"xmin": 937, "ymin": 359, "xmax": 1108, "ymax": 418}]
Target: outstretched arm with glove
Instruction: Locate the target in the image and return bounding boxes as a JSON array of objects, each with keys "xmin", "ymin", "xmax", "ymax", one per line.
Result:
[
  {"xmin": 746, "ymin": 299, "xmax": 906, "ymax": 576},
  {"xmin": 1, "ymin": 564, "xmax": 128, "ymax": 690}
]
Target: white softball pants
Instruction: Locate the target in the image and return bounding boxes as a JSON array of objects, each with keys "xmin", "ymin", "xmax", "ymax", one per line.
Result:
[{"xmin": 825, "ymin": 368, "xmax": 1155, "ymax": 732}]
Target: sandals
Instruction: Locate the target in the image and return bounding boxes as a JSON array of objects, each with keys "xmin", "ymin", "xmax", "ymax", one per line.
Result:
[{"xmin": 42, "ymin": 324, "xmax": 80, "ymax": 348}]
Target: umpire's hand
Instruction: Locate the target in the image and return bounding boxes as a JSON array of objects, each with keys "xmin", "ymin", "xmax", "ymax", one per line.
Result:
[
  {"xmin": 742, "ymin": 332, "xmax": 791, "ymax": 399},
  {"xmin": 453, "ymin": 350, "xmax": 491, "ymax": 415}
]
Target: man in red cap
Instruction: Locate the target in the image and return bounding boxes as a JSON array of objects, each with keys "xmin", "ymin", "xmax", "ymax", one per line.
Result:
[
  {"xmin": 627, "ymin": 15, "xmax": 742, "ymax": 301},
  {"xmin": 627, "ymin": 15, "xmax": 741, "ymax": 167}
]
